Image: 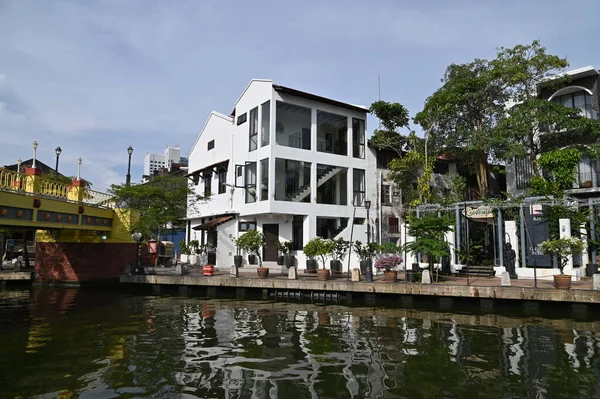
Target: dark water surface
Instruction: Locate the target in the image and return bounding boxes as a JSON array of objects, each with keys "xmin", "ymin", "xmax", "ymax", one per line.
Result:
[{"xmin": 1, "ymin": 288, "xmax": 599, "ymax": 399}]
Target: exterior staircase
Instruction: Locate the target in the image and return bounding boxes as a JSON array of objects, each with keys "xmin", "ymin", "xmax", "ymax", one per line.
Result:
[
  {"xmin": 455, "ymin": 265, "xmax": 496, "ymax": 277},
  {"xmin": 284, "ymin": 165, "xmax": 343, "ymax": 202}
]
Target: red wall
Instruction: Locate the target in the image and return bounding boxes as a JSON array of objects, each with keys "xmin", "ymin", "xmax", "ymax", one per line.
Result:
[{"xmin": 35, "ymin": 242, "xmax": 138, "ymax": 283}]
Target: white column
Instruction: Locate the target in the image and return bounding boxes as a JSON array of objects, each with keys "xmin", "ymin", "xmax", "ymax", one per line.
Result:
[
  {"xmin": 347, "ymin": 116, "xmax": 353, "ymax": 157},
  {"xmin": 311, "ymin": 108, "xmax": 317, "ymax": 152},
  {"xmin": 580, "ymin": 223, "xmax": 590, "ymax": 267},
  {"xmin": 559, "ymin": 218, "xmax": 574, "ymax": 274},
  {"xmin": 401, "ymin": 222, "xmax": 415, "ymax": 266},
  {"xmin": 446, "ymin": 229, "xmax": 456, "ymax": 271}
]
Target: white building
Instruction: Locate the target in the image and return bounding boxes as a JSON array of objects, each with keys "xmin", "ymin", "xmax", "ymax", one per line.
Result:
[
  {"xmin": 186, "ymin": 79, "xmax": 375, "ymax": 272},
  {"xmin": 143, "ymin": 145, "xmax": 184, "ymax": 177}
]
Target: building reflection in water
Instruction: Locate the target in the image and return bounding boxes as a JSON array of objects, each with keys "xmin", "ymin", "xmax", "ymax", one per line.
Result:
[{"xmin": 1, "ymin": 291, "xmax": 600, "ymax": 398}]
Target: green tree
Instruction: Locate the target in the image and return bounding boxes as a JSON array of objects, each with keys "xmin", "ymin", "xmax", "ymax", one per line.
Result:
[
  {"xmin": 109, "ymin": 174, "xmax": 205, "ymax": 239},
  {"xmin": 415, "ymin": 59, "xmax": 506, "ymax": 199},
  {"xmin": 369, "ymin": 100, "xmax": 411, "ymax": 158}
]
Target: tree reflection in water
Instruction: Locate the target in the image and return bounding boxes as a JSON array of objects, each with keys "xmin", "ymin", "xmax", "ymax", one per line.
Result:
[{"xmin": 0, "ymin": 290, "xmax": 599, "ymax": 398}]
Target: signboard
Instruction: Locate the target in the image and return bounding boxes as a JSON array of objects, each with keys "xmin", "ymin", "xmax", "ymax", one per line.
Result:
[
  {"xmin": 523, "ymin": 205, "xmax": 551, "ymax": 268},
  {"xmin": 463, "ymin": 206, "xmax": 494, "ymax": 219}
]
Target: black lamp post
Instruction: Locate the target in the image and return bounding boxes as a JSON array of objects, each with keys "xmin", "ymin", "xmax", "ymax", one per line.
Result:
[
  {"xmin": 55, "ymin": 146, "xmax": 62, "ymax": 174},
  {"xmin": 126, "ymin": 146, "xmax": 133, "ymax": 185},
  {"xmin": 364, "ymin": 199, "xmax": 373, "ymax": 282}
]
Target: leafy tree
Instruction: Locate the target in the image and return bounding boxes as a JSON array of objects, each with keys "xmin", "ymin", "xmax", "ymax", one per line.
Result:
[
  {"xmin": 109, "ymin": 173, "xmax": 205, "ymax": 240},
  {"xmin": 415, "ymin": 59, "xmax": 507, "ymax": 199},
  {"xmin": 369, "ymin": 100, "xmax": 411, "ymax": 158}
]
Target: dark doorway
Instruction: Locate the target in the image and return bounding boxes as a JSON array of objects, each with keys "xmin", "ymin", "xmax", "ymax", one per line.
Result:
[{"xmin": 262, "ymin": 224, "xmax": 279, "ymax": 262}]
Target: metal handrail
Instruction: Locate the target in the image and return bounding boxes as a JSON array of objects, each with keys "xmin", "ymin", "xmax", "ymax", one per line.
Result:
[
  {"xmin": 39, "ymin": 179, "xmax": 69, "ymax": 200},
  {"xmin": 83, "ymin": 189, "xmax": 114, "ymax": 207},
  {"xmin": 0, "ymin": 169, "xmax": 25, "ymax": 192}
]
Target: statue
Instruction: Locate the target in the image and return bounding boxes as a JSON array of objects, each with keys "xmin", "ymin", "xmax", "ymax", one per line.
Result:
[{"xmin": 504, "ymin": 242, "xmax": 518, "ymax": 279}]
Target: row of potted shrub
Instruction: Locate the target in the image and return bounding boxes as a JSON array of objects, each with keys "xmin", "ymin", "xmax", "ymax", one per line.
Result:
[
  {"xmin": 230, "ymin": 230, "xmax": 405, "ymax": 281},
  {"xmin": 179, "ymin": 240, "xmax": 208, "ymax": 265}
]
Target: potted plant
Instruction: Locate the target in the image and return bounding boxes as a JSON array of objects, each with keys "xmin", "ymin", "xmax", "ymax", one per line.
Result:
[
  {"xmin": 284, "ymin": 241, "xmax": 295, "ymax": 268},
  {"xmin": 274, "ymin": 240, "xmax": 286, "ymax": 266},
  {"xmin": 188, "ymin": 239, "xmax": 200, "ymax": 265},
  {"xmin": 179, "ymin": 241, "xmax": 191, "ymax": 264},
  {"xmin": 539, "ymin": 237, "xmax": 585, "ymax": 289},
  {"xmin": 237, "ymin": 230, "xmax": 268, "ymax": 278},
  {"xmin": 303, "ymin": 237, "xmax": 334, "ymax": 281},
  {"xmin": 374, "ymin": 255, "xmax": 403, "ymax": 282},
  {"xmin": 329, "ymin": 238, "xmax": 349, "ymax": 274},
  {"xmin": 233, "ymin": 238, "xmax": 243, "ymax": 268},
  {"xmin": 404, "ymin": 214, "xmax": 453, "ymax": 282},
  {"xmin": 303, "ymin": 239, "xmax": 318, "ymax": 274},
  {"xmin": 353, "ymin": 240, "xmax": 377, "ymax": 276}
]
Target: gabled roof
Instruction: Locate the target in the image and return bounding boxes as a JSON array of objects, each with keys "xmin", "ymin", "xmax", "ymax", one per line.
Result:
[
  {"xmin": 188, "ymin": 111, "xmax": 233, "ymax": 158},
  {"xmin": 272, "ymin": 84, "xmax": 369, "ymax": 113}
]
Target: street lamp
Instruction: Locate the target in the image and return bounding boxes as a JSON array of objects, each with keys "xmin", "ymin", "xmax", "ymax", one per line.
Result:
[
  {"xmin": 76, "ymin": 157, "xmax": 82, "ymax": 180},
  {"xmin": 55, "ymin": 146, "xmax": 62, "ymax": 174},
  {"xmin": 32, "ymin": 141, "xmax": 38, "ymax": 169},
  {"xmin": 16, "ymin": 158, "xmax": 22, "ymax": 174},
  {"xmin": 132, "ymin": 232, "xmax": 143, "ymax": 274},
  {"xmin": 364, "ymin": 199, "xmax": 373, "ymax": 282},
  {"xmin": 126, "ymin": 146, "xmax": 133, "ymax": 185}
]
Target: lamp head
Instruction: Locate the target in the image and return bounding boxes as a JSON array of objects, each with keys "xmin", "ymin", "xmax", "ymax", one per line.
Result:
[
  {"xmin": 131, "ymin": 232, "xmax": 143, "ymax": 243},
  {"xmin": 55, "ymin": 146, "xmax": 62, "ymax": 156},
  {"xmin": 33, "ymin": 141, "xmax": 38, "ymax": 150},
  {"xmin": 17, "ymin": 158, "xmax": 21, "ymax": 165},
  {"xmin": 364, "ymin": 200, "xmax": 371, "ymax": 210},
  {"xmin": 77, "ymin": 157, "xmax": 82, "ymax": 165},
  {"xmin": 127, "ymin": 146, "xmax": 134, "ymax": 155}
]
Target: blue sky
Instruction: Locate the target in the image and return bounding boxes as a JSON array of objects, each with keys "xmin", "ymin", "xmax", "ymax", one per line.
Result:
[{"xmin": 1, "ymin": 0, "xmax": 599, "ymax": 191}]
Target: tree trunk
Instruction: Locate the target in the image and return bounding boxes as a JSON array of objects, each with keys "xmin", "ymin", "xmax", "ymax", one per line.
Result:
[{"xmin": 475, "ymin": 152, "xmax": 489, "ymax": 199}]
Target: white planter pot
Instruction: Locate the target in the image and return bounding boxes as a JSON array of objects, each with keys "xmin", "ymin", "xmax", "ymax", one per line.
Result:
[
  {"xmin": 180, "ymin": 254, "xmax": 189, "ymax": 263},
  {"xmin": 189, "ymin": 254, "xmax": 197, "ymax": 265}
]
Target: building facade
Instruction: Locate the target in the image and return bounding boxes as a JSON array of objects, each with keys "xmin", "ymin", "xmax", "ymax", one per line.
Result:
[
  {"xmin": 185, "ymin": 79, "xmax": 373, "ymax": 271},
  {"xmin": 506, "ymin": 66, "xmax": 600, "ymax": 198}
]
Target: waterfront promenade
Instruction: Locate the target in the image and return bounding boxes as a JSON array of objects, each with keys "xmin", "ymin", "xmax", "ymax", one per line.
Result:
[{"xmin": 120, "ymin": 264, "xmax": 600, "ymax": 306}]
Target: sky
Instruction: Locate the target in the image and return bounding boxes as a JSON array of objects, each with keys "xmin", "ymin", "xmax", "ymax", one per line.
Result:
[{"xmin": 1, "ymin": 0, "xmax": 599, "ymax": 191}]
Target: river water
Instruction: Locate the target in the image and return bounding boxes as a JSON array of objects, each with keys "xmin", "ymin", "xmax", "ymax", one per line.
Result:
[{"xmin": 0, "ymin": 288, "xmax": 599, "ymax": 399}]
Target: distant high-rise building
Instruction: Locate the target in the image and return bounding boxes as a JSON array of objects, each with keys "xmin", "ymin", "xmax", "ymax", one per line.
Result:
[{"xmin": 143, "ymin": 145, "xmax": 187, "ymax": 179}]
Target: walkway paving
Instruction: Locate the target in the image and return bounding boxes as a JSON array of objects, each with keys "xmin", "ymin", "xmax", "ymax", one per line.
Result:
[{"xmin": 145, "ymin": 264, "xmax": 595, "ymax": 291}]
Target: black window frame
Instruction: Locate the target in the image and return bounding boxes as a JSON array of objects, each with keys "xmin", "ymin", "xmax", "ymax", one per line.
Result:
[
  {"xmin": 203, "ymin": 171, "xmax": 212, "ymax": 196},
  {"xmin": 239, "ymin": 221, "xmax": 257, "ymax": 232},
  {"xmin": 352, "ymin": 118, "xmax": 365, "ymax": 159},
  {"xmin": 207, "ymin": 140, "xmax": 215, "ymax": 151},
  {"xmin": 249, "ymin": 107, "xmax": 258, "ymax": 151},
  {"xmin": 237, "ymin": 113, "xmax": 247, "ymax": 125},
  {"xmin": 381, "ymin": 184, "xmax": 391, "ymax": 206}
]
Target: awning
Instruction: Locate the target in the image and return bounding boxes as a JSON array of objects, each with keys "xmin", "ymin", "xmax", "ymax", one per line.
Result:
[
  {"xmin": 185, "ymin": 160, "xmax": 229, "ymax": 177},
  {"xmin": 193, "ymin": 215, "xmax": 235, "ymax": 230}
]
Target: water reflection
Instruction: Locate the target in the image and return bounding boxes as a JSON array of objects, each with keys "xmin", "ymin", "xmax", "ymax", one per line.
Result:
[{"xmin": 0, "ymin": 289, "xmax": 599, "ymax": 398}]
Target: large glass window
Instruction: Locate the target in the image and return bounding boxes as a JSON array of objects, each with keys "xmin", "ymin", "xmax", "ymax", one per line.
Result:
[
  {"xmin": 317, "ymin": 217, "xmax": 349, "ymax": 239},
  {"xmin": 245, "ymin": 162, "xmax": 257, "ymax": 203},
  {"xmin": 261, "ymin": 101, "xmax": 270, "ymax": 147},
  {"xmin": 260, "ymin": 158, "xmax": 269, "ymax": 201},
  {"xmin": 353, "ymin": 169, "xmax": 365, "ymax": 205},
  {"xmin": 218, "ymin": 166, "xmax": 227, "ymax": 194},
  {"xmin": 317, "ymin": 110, "xmax": 347, "ymax": 156},
  {"xmin": 275, "ymin": 102, "xmax": 311, "ymax": 150},
  {"xmin": 275, "ymin": 158, "xmax": 311, "ymax": 202},
  {"xmin": 352, "ymin": 118, "xmax": 365, "ymax": 158},
  {"xmin": 552, "ymin": 91, "xmax": 598, "ymax": 119},
  {"xmin": 249, "ymin": 107, "xmax": 258, "ymax": 151},
  {"xmin": 316, "ymin": 164, "xmax": 348, "ymax": 205}
]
